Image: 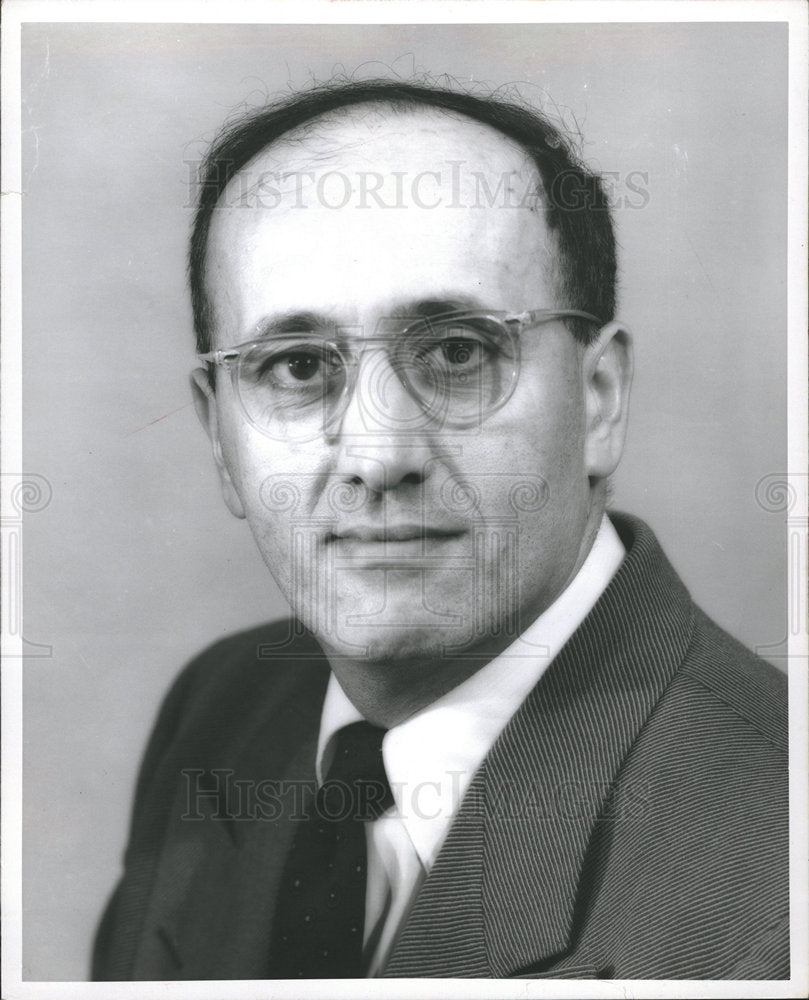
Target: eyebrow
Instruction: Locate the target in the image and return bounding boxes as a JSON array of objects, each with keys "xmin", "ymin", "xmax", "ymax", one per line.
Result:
[
  {"xmin": 252, "ymin": 311, "xmax": 333, "ymax": 338},
  {"xmin": 251, "ymin": 297, "xmax": 489, "ymax": 339},
  {"xmin": 388, "ymin": 297, "xmax": 486, "ymax": 320}
]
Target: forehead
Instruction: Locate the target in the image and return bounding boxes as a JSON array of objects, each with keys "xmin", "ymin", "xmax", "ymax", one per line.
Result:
[{"xmin": 205, "ymin": 105, "xmax": 557, "ymax": 336}]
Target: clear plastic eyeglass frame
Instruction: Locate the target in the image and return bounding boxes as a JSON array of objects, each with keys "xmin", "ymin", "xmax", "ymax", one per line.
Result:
[{"xmin": 197, "ymin": 308, "xmax": 603, "ymax": 441}]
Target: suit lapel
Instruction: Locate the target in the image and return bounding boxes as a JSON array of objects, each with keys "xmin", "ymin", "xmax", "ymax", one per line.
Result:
[{"xmin": 387, "ymin": 514, "xmax": 695, "ymax": 978}]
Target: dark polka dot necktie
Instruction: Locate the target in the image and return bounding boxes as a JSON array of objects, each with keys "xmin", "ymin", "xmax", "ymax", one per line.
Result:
[{"xmin": 267, "ymin": 720, "xmax": 393, "ymax": 979}]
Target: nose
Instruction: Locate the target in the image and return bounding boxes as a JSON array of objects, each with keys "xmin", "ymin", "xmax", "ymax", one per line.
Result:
[{"xmin": 329, "ymin": 347, "xmax": 432, "ymax": 494}]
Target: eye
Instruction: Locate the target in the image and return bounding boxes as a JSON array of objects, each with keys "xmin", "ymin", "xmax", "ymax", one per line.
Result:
[
  {"xmin": 438, "ymin": 338, "xmax": 486, "ymax": 369},
  {"xmin": 275, "ymin": 350, "xmax": 324, "ymax": 384},
  {"xmin": 416, "ymin": 328, "xmax": 496, "ymax": 379},
  {"xmin": 243, "ymin": 342, "xmax": 344, "ymax": 392},
  {"xmin": 398, "ymin": 317, "xmax": 513, "ymax": 419}
]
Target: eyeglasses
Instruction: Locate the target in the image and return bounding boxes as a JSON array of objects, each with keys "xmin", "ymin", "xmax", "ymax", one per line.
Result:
[{"xmin": 197, "ymin": 308, "xmax": 602, "ymax": 441}]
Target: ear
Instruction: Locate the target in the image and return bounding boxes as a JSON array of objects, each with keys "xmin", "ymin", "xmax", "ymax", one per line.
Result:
[
  {"xmin": 582, "ymin": 321, "xmax": 634, "ymax": 480},
  {"xmin": 190, "ymin": 368, "xmax": 246, "ymax": 519}
]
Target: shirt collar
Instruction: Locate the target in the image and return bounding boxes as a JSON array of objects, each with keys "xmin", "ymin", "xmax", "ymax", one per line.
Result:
[{"xmin": 316, "ymin": 513, "xmax": 625, "ymax": 869}]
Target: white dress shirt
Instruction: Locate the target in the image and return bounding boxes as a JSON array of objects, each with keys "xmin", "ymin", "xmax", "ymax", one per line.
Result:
[{"xmin": 315, "ymin": 514, "xmax": 625, "ymax": 976}]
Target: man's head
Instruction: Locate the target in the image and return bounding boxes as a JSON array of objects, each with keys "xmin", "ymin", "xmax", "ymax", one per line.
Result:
[{"xmin": 190, "ymin": 80, "xmax": 632, "ymax": 713}]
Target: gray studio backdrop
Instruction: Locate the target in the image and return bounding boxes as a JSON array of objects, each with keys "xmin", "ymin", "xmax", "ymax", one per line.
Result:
[{"xmin": 21, "ymin": 21, "xmax": 787, "ymax": 980}]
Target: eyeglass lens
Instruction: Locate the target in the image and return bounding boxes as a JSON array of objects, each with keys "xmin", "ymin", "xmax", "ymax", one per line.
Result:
[{"xmin": 234, "ymin": 316, "xmax": 518, "ymax": 439}]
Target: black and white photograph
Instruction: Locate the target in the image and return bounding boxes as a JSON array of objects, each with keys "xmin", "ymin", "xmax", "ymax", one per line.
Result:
[{"xmin": 2, "ymin": 1, "xmax": 807, "ymax": 997}]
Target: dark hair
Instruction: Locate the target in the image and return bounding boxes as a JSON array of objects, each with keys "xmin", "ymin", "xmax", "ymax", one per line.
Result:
[{"xmin": 189, "ymin": 79, "xmax": 616, "ymax": 355}]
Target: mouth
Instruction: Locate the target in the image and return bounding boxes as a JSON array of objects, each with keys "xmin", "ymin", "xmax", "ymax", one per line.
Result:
[
  {"xmin": 326, "ymin": 524, "xmax": 466, "ymax": 566},
  {"xmin": 328, "ymin": 525, "xmax": 462, "ymax": 543}
]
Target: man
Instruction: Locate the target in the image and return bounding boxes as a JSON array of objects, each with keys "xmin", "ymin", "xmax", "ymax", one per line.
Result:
[{"xmin": 93, "ymin": 79, "xmax": 788, "ymax": 981}]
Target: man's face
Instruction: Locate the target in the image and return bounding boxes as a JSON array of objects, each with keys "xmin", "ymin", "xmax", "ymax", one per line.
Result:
[{"xmin": 196, "ymin": 107, "xmax": 620, "ymax": 672}]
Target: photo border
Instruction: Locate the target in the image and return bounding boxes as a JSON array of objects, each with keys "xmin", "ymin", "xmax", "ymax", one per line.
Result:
[{"xmin": 2, "ymin": 2, "xmax": 806, "ymax": 998}]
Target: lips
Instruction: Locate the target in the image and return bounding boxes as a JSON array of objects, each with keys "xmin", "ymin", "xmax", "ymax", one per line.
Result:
[
  {"xmin": 328, "ymin": 524, "xmax": 462, "ymax": 543},
  {"xmin": 325, "ymin": 524, "xmax": 466, "ymax": 567}
]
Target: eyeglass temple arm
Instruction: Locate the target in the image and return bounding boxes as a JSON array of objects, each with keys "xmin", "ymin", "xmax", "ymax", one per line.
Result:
[
  {"xmin": 508, "ymin": 308, "xmax": 604, "ymax": 330},
  {"xmin": 197, "ymin": 348, "xmax": 239, "ymax": 365}
]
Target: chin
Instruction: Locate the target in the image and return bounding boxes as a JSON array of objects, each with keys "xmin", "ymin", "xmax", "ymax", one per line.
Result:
[
  {"xmin": 313, "ymin": 608, "xmax": 505, "ymax": 670},
  {"xmin": 295, "ymin": 566, "xmax": 524, "ymax": 663}
]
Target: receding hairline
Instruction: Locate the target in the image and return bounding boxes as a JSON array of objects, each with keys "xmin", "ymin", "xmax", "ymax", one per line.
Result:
[
  {"xmin": 202, "ymin": 100, "xmax": 560, "ymax": 340},
  {"xmin": 190, "ymin": 78, "xmax": 617, "ymax": 357},
  {"xmin": 215, "ymin": 97, "xmax": 545, "ymax": 204}
]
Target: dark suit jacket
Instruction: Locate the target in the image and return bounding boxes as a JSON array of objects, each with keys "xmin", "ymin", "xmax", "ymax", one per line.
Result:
[{"xmin": 93, "ymin": 513, "xmax": 789, "ymax": 980}]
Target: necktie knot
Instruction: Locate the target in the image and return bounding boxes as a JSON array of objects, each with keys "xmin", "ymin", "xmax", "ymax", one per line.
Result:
[{"xmin": 320, "ymin": 721, "xmax": 393, "ymax": 822}]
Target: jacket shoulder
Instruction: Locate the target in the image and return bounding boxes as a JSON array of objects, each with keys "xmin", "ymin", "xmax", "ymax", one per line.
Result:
[
  {"xmin": 175, "ymin": 618, "xmax": 327, "ymax": 694},
  {"xmin": 678, "ymin": 608, "xmax": 787, "ymax": 753},
  {"xmin": 127, "ymin": 620, "xmax": 329, "ymax": 834},
  {"xmin": 152, "ymin": 618, "xmax": 326, "ymax": 739}
]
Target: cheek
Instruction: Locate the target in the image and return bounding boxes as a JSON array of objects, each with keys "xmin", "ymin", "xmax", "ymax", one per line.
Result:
[
  {"xmin": 238, "ymin": 469, "xmax": 313, "ymax": 601},
  {"xmin": 218, "ymin": 417, "xmax": 326, "ymax": 565},
  {"xmin": 510, "ymin": 354, "xmax": 587, "ymax": 474},
  {"xmin": 474, "ymin": 390, "xmax": 586, "ymax": 482},
  {"xmin": 458, "ymin": 371, "xmax": 589, "ymax": 556}
]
